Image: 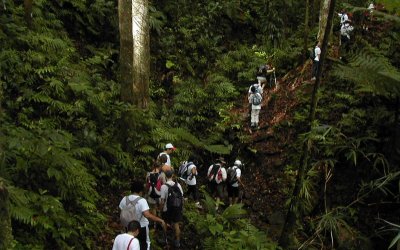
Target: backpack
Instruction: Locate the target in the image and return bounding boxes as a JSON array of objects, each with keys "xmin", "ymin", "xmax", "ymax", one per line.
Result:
[
  {"xmin": 120, "ymin": 196, "xmax": 142, "ymax": 228},
  {"xmin": 147, "ymin": 172, "xmax": 162, "ymax": 199},
  {"xmin": 227, "ymin": 167, "xmax": 238, "ymax": 185},
  {"xmin": 257, "ymin": 64, "xmax": 267, "ymax": 77},
  {"xmin": 178, "ymin": 161, "xmax": 193, "ymax": 180},
  {"xmin": 252, "ymin": 93, "xmax": 262, "ymax": 105},
  {"xmin": 208, "ymin": 164, "xmax": 222, "ymax": 183},
  {"xmin": 166, "ymin": 183, "xmax": 183, "ymax": 212},
  {"xmin": 309, "ymin": 48, "xmax": 315, "ymax": 60}
]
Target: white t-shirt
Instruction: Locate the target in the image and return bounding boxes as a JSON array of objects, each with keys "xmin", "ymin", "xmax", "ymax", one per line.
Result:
[
  {"xmin": 186, "ymin": 163, "xmax": 197, "ymax": 186},
  {"xmin": 118, "ymin": 195, "xmax": 150, "ymax": 227},
  {"xmin": 314, "ymin": 46, "xmax": 321, "ymax": 61},
  {"xmin": 207, "ymin": 164, "xmax": 227, "ymax": 184},
  {"xmin": 229, "ymin": 166, "xmax": 242, "ymax": 187},
  {"xmin": 248, "ymin": 83, "xmax": 264, "ymax": 95},
  {"xmin": 112, "ymin": 233, "xmax": 140, "ymax": 250},
  {"xmin": 158, "ymin": 152, "xmax": 171, "ymax": 166},
  {"xmin": 160, "ymin": 180, "xmax": 184, "ymax": 212}
]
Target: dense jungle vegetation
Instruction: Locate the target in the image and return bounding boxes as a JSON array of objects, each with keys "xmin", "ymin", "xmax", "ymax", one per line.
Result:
[{"xmin": 1, "ymin": 0, "xmax": 399, "ymax": 249}]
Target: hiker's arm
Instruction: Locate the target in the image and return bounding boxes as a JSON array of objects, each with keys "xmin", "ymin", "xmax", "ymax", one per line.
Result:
[
  {"xmin": 237, "ymin": 176, "xmax": 245, "ymax": 188},
  {"xmin": 143, "ymin": 210, "xmax": 166, "ymax": 229}
]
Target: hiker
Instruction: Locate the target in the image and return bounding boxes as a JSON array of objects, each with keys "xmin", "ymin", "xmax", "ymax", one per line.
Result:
[
  {"xmin": 311, "ymin": 41, "xmax": 321, "ymax": 81},
  {"xmin": 158, "ymin": 143, "xmax": 176, "ymax": 168},
  {"xmin": 119, "ymin": 180, "xmax": 166, "ymax": 250},
  {"xmin": 157, "ymin": 153, "xmax": 169, "ymax": 183},
  {"xmin": 207, "ymin": 157, "xmax": 227, "ymax": 210},
  {"xmin": 338, "ymin": 10, "xmax": 349, "ymax": 28},
  {"xmin": 145, "ymin": 161, "xmax": 163, "ymax": 217},
  {"xmin": 257, "ymin": 63, "xmax": 276, "ymax": 88},
  {"xmin": 226, "ymin": 160, "xmax": 245, "ymax": 206},
  {"xmin": 179, "ymin": 156, "xmax": 202, "ymax": 208},
  {"xmin": 248, "ymin": 85, "xmax": 263, "ymax": 129},
  {"xmin": 247, "ymin": 78, "xmax": 265, "ymax": 120},
  {"xmin": 368, "ymin": 2, "xmax": 375, "ymax": 13},
  {"xmin": 340, "ymin": 20, "xmax": 354, "ymax": 55},
  {"xmin": 112, "ymin": 220, "xmax": 141, "ymax": 250},
  {"xmin": 160, "ymin": 170, "xmax": 184, "ymax": 248}
]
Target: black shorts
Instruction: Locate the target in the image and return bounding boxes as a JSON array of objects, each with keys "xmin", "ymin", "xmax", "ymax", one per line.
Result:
[
  {"xmin": 137, "ymin": 226, "xmax": 148, "ymax": 250},
  {"xmin": 162, "ymin": 209, "xmax": 183, "ymax": 224},
  {"xmin": 208, "ymin": 182, "xmax": 224, "ymax": 198},
  {"xmin": 227, "ymin": 185, "xmax": 239, "ymax": 197}
]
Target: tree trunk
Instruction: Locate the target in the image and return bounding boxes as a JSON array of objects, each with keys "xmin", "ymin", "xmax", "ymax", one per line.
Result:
[
  {"xmin": 317, "ymin": 0, "xmax": 331, "ymax": 42},
  {"xmin": 278, "ymin": 0, "xmax": 336, "ymax": 248},
  {"xmin": 24, "ymin": 0, "xmax": 33, "ymax": 28},
  {"xmin": 303, "ymin": 0, "xmax": 310, "ymax": 58},
  {"xmin": 0, "ymin": 181, "xmax": 13, "ymax": 249},
  {"xmin": 118, "ymin": 0, "xmax": 150, "ymax": 109}
]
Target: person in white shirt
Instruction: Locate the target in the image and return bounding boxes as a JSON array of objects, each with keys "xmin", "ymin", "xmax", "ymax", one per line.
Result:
[
  {"xmin": 207, "ymin": 158, "xmax": 227, "ymax": 209},
  {"xmin": 112, "ymin": 220, "xmax": 141, "ymax": 250},
  {"xmin": 160, "ymin": 170, "xmax": 184, "ymax": 248},
  {"xmin": 248, "ymin": 79, "xmax": 265, "ymax": 122},
  {"xmin": 184, "ymin": 156, "xmax": 202, "ymax": 208},
  {"xmin": 118, "ymin": 180, "xmax": 166, "ymax": 250},
  {"xmin": 340, "ymin": 20, "xmax": 354, "ymax": 54},
  {"xmin": 226, "ymin": 160, "xmax": 245, "ymax": 205},
  {"xmin": 311, "ymin": 41, "xmax": 321, "ymax": 81},
  {"xmin": 158, "ymin": 143, "xmax": 176, "ymax": 169},
  {"xmin": 248, "ymin": 85, "xmax": 263, "ymax": 129},
  {"xmin": 368, "ymin": 2, "xmax": 375, "ymax": 13}
]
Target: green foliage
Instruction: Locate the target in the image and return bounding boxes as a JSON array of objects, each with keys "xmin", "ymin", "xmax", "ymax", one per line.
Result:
[{"xmin": 185, "ymin": 192, "xmax": 279, "ymax": 250}]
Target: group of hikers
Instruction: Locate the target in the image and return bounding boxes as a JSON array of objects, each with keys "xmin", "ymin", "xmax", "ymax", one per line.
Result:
[
  {"xmin": 311, "ymin": 2, "xmax": 377, "ymax": 80},
  {"xmin": 112, "ymin": 143, "xmax": 245, "ymax": 250}
]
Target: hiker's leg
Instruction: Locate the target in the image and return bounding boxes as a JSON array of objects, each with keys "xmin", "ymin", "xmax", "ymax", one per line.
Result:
[
  {"xmin": 233, "ymin": 187, "xmax": 239, "ymax": 204},
  {"xmin": 254, "ymin": 109, "xmax": 260, "ymax": 127},
  {"xmin": 138, "ymin": 226, "xmax": 148, "ymax": 250},
  {"xmin": 251, "ymin": 109, "xmax": 256, "ymax": 126}
]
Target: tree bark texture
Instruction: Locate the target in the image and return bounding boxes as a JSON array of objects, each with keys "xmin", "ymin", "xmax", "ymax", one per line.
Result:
[
  {"xmin": 278, "ymin": 0, "xmax": 336, "ymax": 248},
  {"xmin": 118, "ymin": 0, "xmax": 150, "ymax": 109},
  {"xmin": 317, "ymin": 0, "xmax": 331, "ymax": 42},
  {"xmin": 0, "ymin": 181, "xmax": 13, "ymax": 249}
]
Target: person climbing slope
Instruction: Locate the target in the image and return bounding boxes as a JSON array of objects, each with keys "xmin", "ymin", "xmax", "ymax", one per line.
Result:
[{"xmin": 248, "ymin": 85, "xmax": 263, "ymax": 129}]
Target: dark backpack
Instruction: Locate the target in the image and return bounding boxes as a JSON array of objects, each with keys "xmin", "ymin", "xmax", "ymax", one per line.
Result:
[
  {"xmin": 257, "ymin": 64, "xmax": 267, "ymax": 77},
  {"xmin": 252, "ymin": 93, "xmax": 262, "ymax": 105},
  {"xmin": 120, "ymin": 196, "xmax": 142, "ymax": 228},
  {"xmin": 178, "ymin": 161, "xmax": 193, "ymax": 180},
  {"xmin": 148, "ymin": 172, "xmax": 161, "ymax": 199},
  {"xmin": 208, "ymin": 164, "xmax": 221, "ymax": 183},
  {"xmin": 166, "ymin": 183, "xmax": 183, "ymax": 212},
  {"xmin": 309, "ymin": 48, "xmax": 315, "ymax": 60},
  {"xmin": 227, "ymin": 167, "xmax": 238, "ymax": 185}
]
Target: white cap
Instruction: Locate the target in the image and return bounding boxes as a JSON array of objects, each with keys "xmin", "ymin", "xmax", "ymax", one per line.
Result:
[
  {"xmin": 234, "ymin": 160, "xmax": 242, "ymax": 166},
  {"xmin": 165, "ymin": 143, "xmax": 176, "ymax": 150}
]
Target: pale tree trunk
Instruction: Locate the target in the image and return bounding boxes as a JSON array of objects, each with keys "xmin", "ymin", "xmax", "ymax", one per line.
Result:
[
  {"xmin": 0, "ymin": 181, "xmax": 13, "ymax": 249},
  {"xmin": 118, "ymin": 0, "xmax": 150, "ymax": 109},
  {"xmin": 278, "ymin": 0, "xmax": 336, "ymax": 248},
  {"xmin": 317, "ymin": 0, "xmax": 331, "ymax": 42}
]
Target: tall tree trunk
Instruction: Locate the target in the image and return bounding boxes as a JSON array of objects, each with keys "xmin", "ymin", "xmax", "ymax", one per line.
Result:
[
  {"xmin": 0, "ymin": 181, "xmax": 13, "ymax": 249},
  {"xmin": 278, "ymin": 0, "xmax": 336, "ymax": 248},
  {"xmin": 303, "ymin": 0, "xmax": 310, "ymax": 58},
  {"xmin": 317, "ymin": 0, "xmax": 331, "ymax": 42},
  {"xmin": 24, "ymin": 0, "xmax": 33, "ymax": 28},
  {"xmin": 118, "ymin": 0, "xmax": 150, "ymax": 109}
]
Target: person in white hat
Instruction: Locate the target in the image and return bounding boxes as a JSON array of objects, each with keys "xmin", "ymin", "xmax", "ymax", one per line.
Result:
[
  {"xmin": 226, "ymin": 160, "xmax": 245, "ymax": 205},
  {"xmin": 158, "ymin": 143, "xmax": 176, "ymax": 168}
]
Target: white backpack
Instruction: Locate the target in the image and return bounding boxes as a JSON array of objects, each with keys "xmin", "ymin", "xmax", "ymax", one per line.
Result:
[{"xmin": 120, "ymin": 196, "xmax": 142, "ymax": 228}]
